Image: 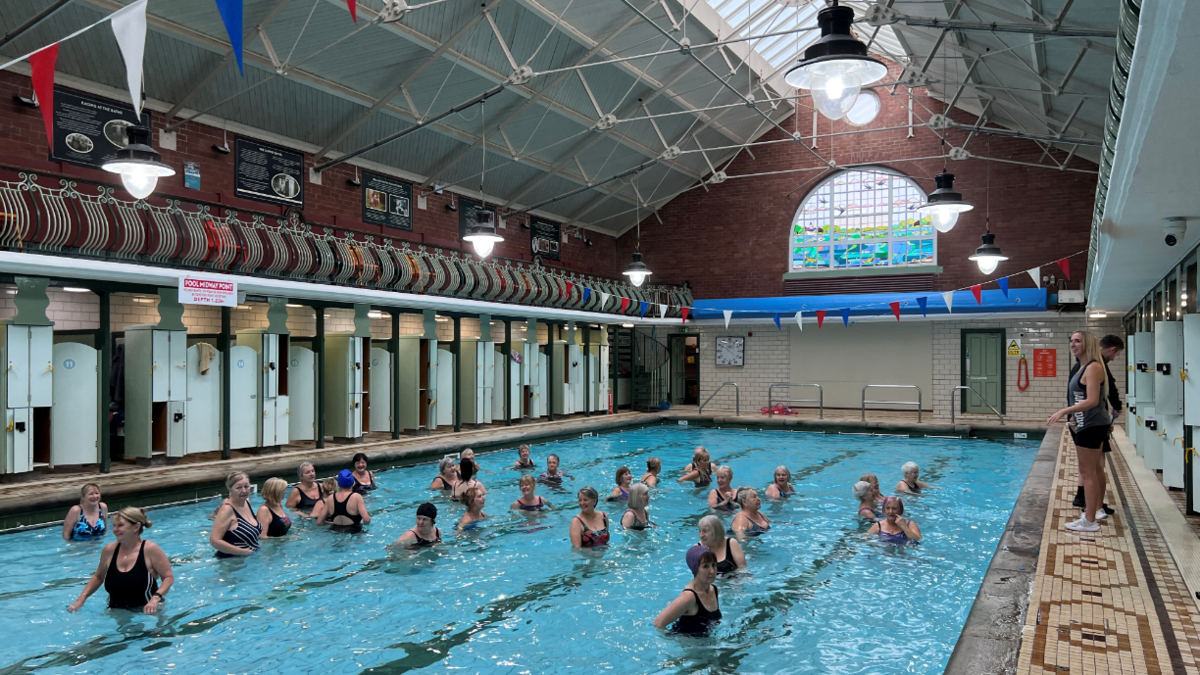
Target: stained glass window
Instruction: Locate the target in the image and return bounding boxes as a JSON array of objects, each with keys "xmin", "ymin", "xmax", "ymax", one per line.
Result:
[{"xmin": 790, "ymin": 169, "xmax": 935, "ymax": 272}]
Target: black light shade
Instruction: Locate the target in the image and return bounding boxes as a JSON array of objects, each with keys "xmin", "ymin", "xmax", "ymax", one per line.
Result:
[
  {"xmin": 783, "ymin": 3, "xmax": 888, "ymax": 90},
  {"xmin": 924, "ymin": 172, "xmax": 967, "ymax": 205},
  {"xmin": 967, "ymin": 232, "xmax": 1008, "ymax": 273},
  {"xmin": 622, "ymin": 251, "xmax": 652, "ymax": 287}
]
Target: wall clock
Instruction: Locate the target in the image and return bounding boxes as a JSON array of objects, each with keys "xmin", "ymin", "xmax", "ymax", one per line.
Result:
[{"xmin": 715, "ymin": 337, "xmax": 745, "ymax": 367}]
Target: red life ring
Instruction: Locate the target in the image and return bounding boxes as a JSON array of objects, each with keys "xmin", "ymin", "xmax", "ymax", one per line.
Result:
[{"xmin": 1017, "ymin": 356, "xmax": 1030, "ymax": 391}]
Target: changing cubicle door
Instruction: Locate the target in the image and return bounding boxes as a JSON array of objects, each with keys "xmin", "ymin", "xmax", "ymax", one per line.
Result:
[
  {"xmin": 369, "ymin": 348, "xmax": 391, "ymax": 432},
  {"xmin": 263, "ymin": 334, "xmax": 279, "ymax": 399},
  {"xmin": 348, "ymin": 392, "xmax": 363, "ymax": 438},
  {"xmin": 351, "ymin": 338, "xmax": 364, "ymax": 395},
  {"xmin": 1127, "ymin": 334, "xmax": 1138, "ymax": 440},
  {"xmin": 1135, "ymin": 331, "xmax": 1156, "ymax": 405},
  {"xmin": 1155, "ymin": 322, "xmax": 1184, "ymax": 487},
  {"xmin": 184, "ymin": 345, "xmax": 220, "ymax": 454},
  {"xmin": 437, "ymin": 347, "xmax": 454, "ymax": 427},
  {"xmin": 274, "ymin": 396, "xmax": 290, "ymax": 445},
  {"xmin": 150, "ymin": 330, "xmax": 169, "ymax": 402},
  {"xmin": 5, "ymin": 325, "xmax": 28, "ymax": 408},
  {"xmin": 166, "ymin": 400, "xmax": 187, "ymax": 458},
  {"xmin": 50, "ymin": 342, "xmax": 97, "ymax": 466},
  {"xmin": 570, "ymin": 344, "xmax": 584, "ymax": 413},
  {"xmin": 168, "ymin": 331, "xmax": 188, "ymax": 401},
  {"xmin": 1184, "ymin": 316, "xmax": 1200, "ymax": 425},
  {"xmin": 481, "ymin": 343, "xmax": 495, "ymax": 424},
  {"xmin": 229, "ymin": 346, "xmax": 259, "ymax": 449},
  {"xmin": 27, "ymin": 326, "xmax": 53, "ymax": 408},
  {"xmin": 262, "ymin": 398, "xmax": 278, "ymax": 447},
  {"xmin": 426, "ymin": 340, "xmax": 438, "ymax": 428},
  {"xmin": 491, "ymin": 346, "xmax": 506, "ymax": 421},
  {"xmin": 6, "ymin": 407, "xmax": 31, "ymax": 473},
  {"xmin": 289, "ymin": 347, "xmax": 316, "ymax": 441}
]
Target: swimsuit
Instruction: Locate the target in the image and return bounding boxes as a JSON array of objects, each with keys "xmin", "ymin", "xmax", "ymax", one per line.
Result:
[
  {"xmin": 105, "ymin": 541, "xmax": 158, "ymax": 610},
  {"xmin": 740, "ymin": 518, "xmax": 769, "ymax": 535},
  {"xmin": 265, "ymin": 507, "xmax": 291, "ymax": 537},
  {"xmin": 711, "ymin": 489, "xmax": 736, "ymax": 510},
  {"xmin": 694, "ymin": 466, "xmax": 712, "ymax": 487},
  {"xmin": 904, "ymin": 481, "xmax": 921, "ymax": 494},
  {"xmin": 859, "ymin": 506, "xmax": 879, "ymax": 519},
  {"xmin": 432, "ymin": 475, "xmax": 457, "ymax": 491},
  {"xmin": 878, "ymin": 521, "xmax": 915, "ymax": 544},
  {"xmin": 329, "ymin": 493, "xmax": 363, "ymax": 530},
  {"xmin": 353, "ymin": 472, "xmax": 377, "ymax": 495},
  {"xmin": 407, "ymin": 527, "xmax": 441, "ymax": 546},
  {"xmin": 672, "ymin": 587, "xmax": 721, "ymax": 635},
  {"xmin": 293, "ymin": 485, "xmax": 323, "ymax": 513},
  {"xmin": 72, "ymin": 507, "xmax": 107, "ymax": 540},
  {"xmin": 623, "ymin": 509, "xmax": 651, "ymax": 530},
  {"xmin": 574, "ymin": 513, "xmax": 610, "ymax": 547},
  {"xmin": 714, "ymin": 538, "xmax": 737, "ymax": 574},
  {"xmin": 539, "ymin": 471, "xmax": 565, "ymax": 482},
  {"xmin": 461, "ymin": 514, "xmax": 485, "ymax": 530},
  {"xmin": 517, "ymin": 496, "xmax": 547, "ymax": 512},
  {"xmin": 215, "ymin": 502, "xmax": 262, "ymax": 557},
  {"xmin": 515, "ymin": 459, "xmax": 536, "ymax": 469},
  {"xmin": 615, "ymin": 487, "xmax": 629, "ymax": 500},
  {"xmin": 773, "ymin": 484, "xmax": 795, "ymax": 497}
]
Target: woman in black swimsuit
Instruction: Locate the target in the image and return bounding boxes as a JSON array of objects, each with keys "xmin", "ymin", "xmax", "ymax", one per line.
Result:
[
  {"xmin": 429, "ymin": 457, "xmax": 460, "ymax": 491},
  {"xmin": 697, "ymin": 515, "xmax": 745, "ymax": 573},
  {"xmin": 210, "ymin": 472, "xmax": 262, "ymax": 557},
  {"xmin": 394, "ymin": 503, "xmax": 442, "ymax": 547},
  {"xmin": 511, "ymin": 444, "xmax": 536, "ymax": 469},
  {"xmin": 511, "ymin": 475, "xmax": 553, "ymax": 512},
  {"xmin": 68, "ymin": 507, "xmax": 173, "ymax": 614},
  {"xmin": 256, "ymin": 477, "xmax": 292, "ymax": 538},
  {"xmin": 707, "ymin": 465, "xmax": 737, "ymax": 510},
  {"xmin": 621, "ymin": 483, "xmax": 653, "ymax": 529},
  {"xmin": 654, "ymin": 549, "xmax": 721, "ymax": 634},
  {"xmin": 894, "ymin": 462, "xmax": 933, "ymax": 495},
  {"xmin": 678, "ymin": 448, "xmax": 713, "ymax": 487},
  {"xmin": 318, "ymin": 470, "xmax": 371, "ymax": 530},
  {"xmin": 286, "ymin": 462, "xmax": 325, "ymax": 518},
  {"xmin": 351, "ymin": 453, "xmax": 377, "ymax": 494}
]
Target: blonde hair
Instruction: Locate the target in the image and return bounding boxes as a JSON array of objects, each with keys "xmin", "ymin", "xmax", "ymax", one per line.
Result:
[
  {"xmin": 80, "ymin": 483, "xmax": 101, "ymax": 500},
  {"xmin": 225, "ymin": 472, "xmax": 250, "ymax": 492},
  {"xmin": 261, "ymin": 477, "xmax": 287, "ymax": 506},
  {"xmin": 693, "ymin": 447, "xmax": 710, "ymax": 462},
  {"xmin": 519, "ymin": 475, "xmax": 536, "ymax": 489},
  {"xmin": 628, "ymin": 482, "xmax": 650, "ymax": 510},
  {"xmin": 114, "ymin": 506, "xmax": 152, "ymax": 532},
  {"xmin": 1074, "ymin": 331, "xmax": 1109, "ymax": 387},
  {"xmin": 322, "ymin": 477, "xmax": 338, "ymax": 495},
  {"xmin": 646, "ymin": 457, "xmax": 661, "ymax": 472}
]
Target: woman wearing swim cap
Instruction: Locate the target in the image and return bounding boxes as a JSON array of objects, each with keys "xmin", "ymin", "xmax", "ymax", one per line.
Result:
[
  {"xmin": 653, "ymin": 546, "xmax": 722, "ymax": 634},
  {"xmin": 395, "ymin": 503, "xmax": 441, "ymax": 547},
  {"xmin": 318, "ymin": 470, "xmax": 371, "ymax": 530}
]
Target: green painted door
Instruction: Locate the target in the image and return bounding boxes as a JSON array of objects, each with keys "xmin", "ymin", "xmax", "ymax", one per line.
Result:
[{"xmin": 963, "ymin": 331, "xmax": 1004, "ymax": 414}]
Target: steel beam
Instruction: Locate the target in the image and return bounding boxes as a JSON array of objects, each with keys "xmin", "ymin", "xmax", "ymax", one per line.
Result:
[{"xmin": 0, "ymin": 0, "xmax": 75, "ymax": 52}]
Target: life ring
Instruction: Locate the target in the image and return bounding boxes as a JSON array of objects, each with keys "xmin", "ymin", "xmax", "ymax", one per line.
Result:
[{"xmin": 1017, "ymin": 356, "xmax": 1030, "ymax": 391}]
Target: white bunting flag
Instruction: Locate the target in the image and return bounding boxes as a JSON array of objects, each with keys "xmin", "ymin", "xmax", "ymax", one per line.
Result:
[
  {"xmin": 942, "ymin": 291, "xmax": 954, "ymax": 314},
  {"xmin": 599, "ymin": 292, "xmax": 609, "ymax": 310},
  {"xmin": 658, "ymin": 304, "xmax": 668, "ymax": 319},
  {"xmin": 1027, "ymin": 268, "xmax": 1041, "ymax": 288},
  {"xmin": 795, "ymin": 310, "xmax": 803, "ymax": 330},
  {"xmin": 110, "ymin": 0, "xmax": 149, "ymax": 116},
  {"xmin": 723, "ymin": 310, "xmax": 733, "ymax": 328}
]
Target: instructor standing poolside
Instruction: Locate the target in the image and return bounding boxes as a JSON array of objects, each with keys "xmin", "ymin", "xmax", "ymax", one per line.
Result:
[{"xmin": 1049, "ymin": 331, "xmax": 1112, "ymax": 532}]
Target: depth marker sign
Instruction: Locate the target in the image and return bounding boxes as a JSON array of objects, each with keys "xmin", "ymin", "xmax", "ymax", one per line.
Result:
[{"xmin": 179, "ymin": 276, "xmax": 237, "ymax": 307}]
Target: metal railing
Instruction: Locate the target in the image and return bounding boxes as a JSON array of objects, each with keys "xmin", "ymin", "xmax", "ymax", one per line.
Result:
[
  {"xmin": 700, "ymin": 382, "xmax": 740, "ymax": 416},
  {"xmin": 861, "ymin": 384, "xmax": 923, "ymax": 422},
  {"xmin": 950, "ymin": 385, "xmax": 1004, "ymax": 424},
  {"xmin": 767, "ymin": 383, "xmax": 824, "ymax": 418}
]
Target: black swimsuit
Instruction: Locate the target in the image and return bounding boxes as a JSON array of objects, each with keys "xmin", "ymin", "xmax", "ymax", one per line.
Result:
[
  {"xmin": 517, "ymin": 496, "xmax": 547, "ymax": 512},
  {"xmin": 407, "ymin": 527, "xmax": 441, "ymax": 547},
  {"xmin": 330, "ymin": 493, "xmax": 363, "ymax": 530},
  {"xmin": 105, "ymin": 541, "xmax": 158, "ymax": 610},
  {"xmin": 673, "ymin": 587, "xmax": 721, "ymax": 635},
  {"xmin": 623, "ymin": 509, "xmax": 651, "ymax": 530},
  {"xmin": 265, "ymin": 507, "xmax": 291, "ymax": 537},
  {"xmin": 515, "ymin": 459, "xmax": 536, "ymax": 469},
  {"xmin": 905, "ymin": 480, "xmax": 922, "ymax": 494},
  {"xmin": 293, "ymin": 485, "xmax": 323, "ymax": 513},
  {"xmin": 715, "ymin": 539, "xmax": 737, "ymax": 574},
  {"xmin": 432, "ymin": 475, "xmax": 457, "ymax": 491},
  {"xmin": 353, "ymin": 472, "xmax": 377, "ymax": 495}
]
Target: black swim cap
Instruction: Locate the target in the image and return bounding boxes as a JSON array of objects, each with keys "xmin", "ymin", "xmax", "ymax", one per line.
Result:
[{"xmin": 417, "ymin": 502, "xmax": 437, "ymax": 523}]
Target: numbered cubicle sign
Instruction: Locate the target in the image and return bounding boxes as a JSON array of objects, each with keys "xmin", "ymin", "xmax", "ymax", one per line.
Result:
[
  {"xmin": 178, "ymin": 276, "xmax": 237, "ymax": 307},
  {"xmin": 50, "ymin": 87, "xmax": 151, "ymax": 170},
  {"xmin": 362, "ymin": 171, "xmax": 413, "ymax": 231},
  {"xmin": 234, "ymin": 137, "xmax": 305, "ymax": 208},
  {"xmin": 530, "ymin": 218, "xmax": 561, "ymax": 260}
]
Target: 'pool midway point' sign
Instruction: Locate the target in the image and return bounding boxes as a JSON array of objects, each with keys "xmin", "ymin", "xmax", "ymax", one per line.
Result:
[{"xmin": 178, "ymin": 276, "xmax": 237, "ymax": 307}]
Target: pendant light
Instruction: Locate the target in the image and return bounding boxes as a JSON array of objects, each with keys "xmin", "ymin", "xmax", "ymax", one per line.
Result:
[
  {"xmin": 101, "ymin": 126, "xmax": 175, "ymax": 200},
  {"xmin": 918, "ymin": 141, "xmax": 973, "ymax": 233},
  {"xmin": 967, "ymin": 139, "xmax": 1006, "ymax": 274},
  {"xmin": 463, "ymin": 101, "xmax": 503, "ymax": 259},
  {"xmin": 622, "ymin": 181, "xmax": 652, "ymax": 288},
  {"xmin": 783, "ymin": 0, "xmax": 888, "ymax": 121}
]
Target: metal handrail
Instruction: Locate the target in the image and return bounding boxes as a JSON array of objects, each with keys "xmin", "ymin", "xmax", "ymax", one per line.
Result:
[
  {"xmin": 862, "ymin": 384, "xmax": 923, "ymax": 423},
  {"xmin": 700, "ymin": 382, "xmax": 740, "ymax": 416},
  {"xmin": 768, "ymin": 383, "xmax": 824, "ymax": 419},
  {"xmin": 950, "ymin": 385, "xmax": 1004, "ymax": 424}
]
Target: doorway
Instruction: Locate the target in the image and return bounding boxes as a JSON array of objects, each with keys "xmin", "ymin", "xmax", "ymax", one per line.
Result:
[
  {"xmin": 669, "ymin": 335, "xmax": 699, "ymax": 405},
  {"xmin": 960, "ymin": 329, "xmax": 1005, "ymax": 414}
]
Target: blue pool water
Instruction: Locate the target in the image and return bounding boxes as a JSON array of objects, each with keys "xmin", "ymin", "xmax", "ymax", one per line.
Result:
[{"xmin": 0, "ymin": 426, "xmax": 1038, "ymax": 674}]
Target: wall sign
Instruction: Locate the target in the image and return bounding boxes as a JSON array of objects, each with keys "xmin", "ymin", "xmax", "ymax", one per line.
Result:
[
  {"xmin": 458, "ymin": 197, "xmax": 496, "ymax": 239},
  {"xmin": 50, "ymin": 87, "xmax": 151, "ymax": 170},
  {"xmin": 1033, "ymin": 348, "xmax": 1056, "ymax": 377},
  {"xmin": 530, "ymin": 218, "xmax": 561, "ymax": 260},
  {"xmin": 178, "ymin": 276, "xmax": 237, "ymax": 307},
  {"xmin": 234, "ymin": 138, "xmax": 304, "ymax": 207},
  {"xmin": 361, "ymin": 171, "xmax": 413, "ymax": 231},
  {"xmin": 184, "ymin": 161, "xmax": 201, "ymax": 190},
  {"xmin": 1006, "ymin": 339, "xmax": 1022, "ymax": 357}
]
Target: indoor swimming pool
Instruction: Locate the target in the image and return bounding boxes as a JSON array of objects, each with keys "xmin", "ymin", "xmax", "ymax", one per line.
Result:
[{"xmin": 0, "ymin": 426, "xmax": 1039, "ymax": 674}]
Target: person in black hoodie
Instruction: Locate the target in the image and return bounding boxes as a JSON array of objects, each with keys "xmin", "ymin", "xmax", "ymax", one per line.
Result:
[{"xmin": 1069, "ymin": 334, "xmax": 1124, "ymax": 512}]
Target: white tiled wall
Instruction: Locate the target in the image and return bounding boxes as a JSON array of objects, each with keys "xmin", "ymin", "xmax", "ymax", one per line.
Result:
[{"xmin": 696, "ymin": 326, "xmax": 791, "ymax": 415}]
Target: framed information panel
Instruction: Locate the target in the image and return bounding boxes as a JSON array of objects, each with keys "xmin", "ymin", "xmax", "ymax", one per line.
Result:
[
  {"xmin": 362, "ymin": 171, "xmax": 413, "ymax": 230},
  {"xmin": 50, "ymin": 87, "xmax": 151, "ymax": 170},
  {"xmin": 234, "ymin": 138, "xmax": 305, "ymax": 208}
]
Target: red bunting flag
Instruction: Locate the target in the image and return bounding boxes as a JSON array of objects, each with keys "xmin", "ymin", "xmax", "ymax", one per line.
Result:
[
  {"xmin": 29, "ymin": 43, "xmax": 59, "ymax": 151},
  {"xmin": 1056, "ymin": 258, "xmax": 1070, "ymax": 280},
  {"xmin": 681, "ymin": 307, "xmax": 690, "ymax": 324},
  {"xmin": 346, "ymin": 0, "xmax": 357, "ymax": 23},
  {"xmin": 889, "ymin": 301, "xmax": 901, "ymax": 321},
  {"xmin": 970, "ymin": 284, "xmax": 982, "ymax": 305},
  {"xmin": 564, "ymin": 281, "xmax": 574, "ymax": 298},
  {"xmin": 816, "ymin": 310, "xmax": 826, "ymax": 329},
  {"xmin": 620, "ymin": 297, "xmax": 630, "ymax": 313}
]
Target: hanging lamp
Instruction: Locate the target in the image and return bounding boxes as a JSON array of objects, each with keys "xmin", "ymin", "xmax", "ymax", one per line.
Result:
[
  {"xmin": 967, "ymin": 139, "xmax": 1005, "ymax": 274},
  {"xmin": 623, "ymin": 182, "xmax": 652, "ymax": 288},
  {"xmin": 101, "ymin": 126, "xmax": 175, "ymax": 200},
  {"xmin": 783, "ymin": 0, "xmax": 888, "ymax": 120},
  {"xmin": 919, "ymin": 172, "xmax": 973, "ymax": 233},
  {"xmin": 463, "ymin": 101, "xmax": 503, "ymax": 259}
]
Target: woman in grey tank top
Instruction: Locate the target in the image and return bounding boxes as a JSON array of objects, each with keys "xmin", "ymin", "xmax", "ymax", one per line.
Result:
[{"xmin": 1047, "ymin": 331, "xmax": 1112, "ymax": 532}]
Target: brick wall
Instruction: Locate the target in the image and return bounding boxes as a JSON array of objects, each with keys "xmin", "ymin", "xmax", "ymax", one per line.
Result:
[
  {"xmin": 0, "ymin": 71, "xmax": 616, "ymax": 279},
  {"xmin": 615, "ymin": 63, "xmax": 1097, "ymax": 300}
]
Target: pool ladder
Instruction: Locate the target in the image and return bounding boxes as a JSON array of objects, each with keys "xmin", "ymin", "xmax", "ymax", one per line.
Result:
[
  {"xmin": 700, "ymin": 382, "xmax": 739, "ymax": 416},
  {"xmin": 767, "ymin": 383, "xmax": 823, "ymax": 418},
  {"xmin": 861, "ymin": 384, "xmax": 922, "ymax": 423},
  {"xmin": 949, "ymin": 385, "xmax": 1004, "ymax": 424}
]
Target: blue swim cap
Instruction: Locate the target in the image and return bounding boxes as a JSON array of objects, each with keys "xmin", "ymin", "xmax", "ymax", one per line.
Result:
[{"xmin": 337, "ymin": 469, "xmax": 355, "ymax": 488}]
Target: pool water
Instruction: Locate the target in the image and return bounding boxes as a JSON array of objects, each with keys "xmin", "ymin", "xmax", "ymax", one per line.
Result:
[{"xmin": 0, "ymin": 426, "xmax": 1038, "ymax": 674}]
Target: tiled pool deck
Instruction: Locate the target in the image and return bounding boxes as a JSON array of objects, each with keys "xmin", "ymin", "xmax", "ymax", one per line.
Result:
[{"xmin": 1017, "ymin": 427, "xmax": 1200, "ymax": 675}]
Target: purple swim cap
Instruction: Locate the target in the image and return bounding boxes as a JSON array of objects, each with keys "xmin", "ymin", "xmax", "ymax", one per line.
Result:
[{"xmin": 686, "ymin": 544, "xmax": 708, "ymax": 575}]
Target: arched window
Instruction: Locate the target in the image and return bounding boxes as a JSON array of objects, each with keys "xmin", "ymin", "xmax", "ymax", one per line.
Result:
[{"xmin": 790, "ymin": 168, "xmax": 934, "ymax": 272}]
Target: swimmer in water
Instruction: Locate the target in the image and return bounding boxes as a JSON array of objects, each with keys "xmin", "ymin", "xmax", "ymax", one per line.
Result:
[
  {"xmin": 350, "ymin": 453, "xmax": 377, "ymax": 494},
  {"xmin": 286, "ymin": 463, "xmax": 325, "ymax": 518},
  {"xmin": 730, "ymin": 488, "xmax": 770, "ymax": 535},
  {"xmin": 394, "ymin": 503, "xmax": 442, "ymax": 547},
  {"xmin": 707, "ymin": 465, "xmax": 737, "ymax": 510},
  {"xmin": 868, "ymin": 495, "xmax": 922, "ymax": 542},
  {"xmin": 63, "ymin": 483, "xmax": 108, "ymax": 541},
  {"xmin": 608, "ymin": 466, "xmax": 633, "ymax": 501},
  {"xmin": 697, "ymin": 514, "xmax": 745, "ymax": 573},
  {"xmin": 861, "ymin": 473, "xmax": 884, "ymax": 504},
  {"xmin": 451, "ymin": 458, "xmax": 487, "ymax": 500},
  {"xmin": 621, "ymin": 483, "xmax": 653, "ymax": 530},
  {"xmin": 765, "ymin": 466, "xmax": 796, "ymax": 499},
  {"xmin": 511, "ymin": 475, "xmax": 552, "ymax": 512},
  {"xmin": 539, "ymin": 454, "xmax": 570, "ymax": 482},
  {"xmin": 255, "ymin": 477, "xmax": 292, "ymax": 538},
  {"xmin": 678, "ymin": 448, "xmax": 713, "ymax": 487},
  {"xmin": 317, "ymin": 470, "xmax": 371, "ymax": 531},
  {"xmin": 457, "ymin": 487, "xmax": 489, "ymax": 530},
  {"xmin": 895, "ymin": 462, "xmax": 934, "ymax": 494},
  {"xmin": 67, "ymin": 507, "xmax": 173, "ymax": 614},
  {"xmin": 429, "ymin": 457, "xmax": 460, "ymax": 492},
  {"xmin": 569, "ymin": 486, "xmax": 610, "ymax": 548},
  {"xmin": 512, "ymin": 444, "xmax": 536, "ymax": 469},
  {"xmin": 853, "ymin": 481, "xmax": 879, "ymax": 519},
  {"xmin": 641, "ymin": 457, "xmax": 661, "ymax": 487},
  {"xmin": 653, "ymin": 547, "xmax": 721, "ymax": 634}
]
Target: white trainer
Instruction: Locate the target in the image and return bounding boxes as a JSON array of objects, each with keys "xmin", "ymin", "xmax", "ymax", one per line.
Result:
[
  {"xmin": 1090, "ymin": 509, "xmax": 1108, "ymax": 521},
  {"xmin": 1066, "ymin": 517, "xmax": 1100, "ymax": 532}
]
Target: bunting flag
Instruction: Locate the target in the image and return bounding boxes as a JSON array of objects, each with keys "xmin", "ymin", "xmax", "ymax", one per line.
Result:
[
  {"xmin": 816, "ymin": 310, "xmax": 826, "ymax": 329},
  {"xmin": 795, "ymin": 311, "xmax": 803, "ymax": 330},
  {"xmin": 619, "ymin": 297, "xmax": 630, "ymax": 313},
  {"xmin": 773, "ymin": 313, "xmax": 782, "ymax": 330},
  {"xmin": 29, "ymin": 43, "xmax": 58, "ymax": 149},
  {"xmin": 889, "ymin": 301, "xmax": 901, "ymax": 321},
  {"xmin": 970, "ymin": 284, "xmax": 983, "ymax": 304},
  {"xmin": 942, "ymin": 291, "xmax": 954, "ymax": 313},
  {"xmin": 213, "ymin": 0, "xmax": 245, "ymax": 75},
  {"xmin": 564, "ymin": 281, "xmax": 574, "ymax": 298},
  {"xmin": 723, "ymin": 310, "xmax": 733, "ymax": 328},
  {"xmin": 639, "ymin": 301, "xmax": 648, "ymax": 318},
  {"xmin": 110, "ymin": 0, "xmax": 148, "ymax": 117},
  {"xmin": 1027, "ymin": 268, "xmax": 1041, "ymax": 288},
  {"xmin": 840, "ymin": 308, "xmax": 850, "ymax": 327},
  {"xmin": 1057, "ymin": 257, "xmax": 1071, "ymax": 280},
  {"xmin": 658, "ymin": 304, "xmax": 668, "ymax": 319},
  {"xmin": 345, "ymin": 0, "xmax": 358, "ymax": 23},
  {"xmin": 917, "ymin": 296, "xmax": 928, "ymax": 317},
  {"xmin": 599, "ymin": 292, "xmax": 609, "ymax": 309},
  {"xmin": 680, "ymin": 307, "xmax": 690, "ymax": 324},
  {"xmin": 997, "ymin": 277, "xmax": 1009, "ymax": 298},
  {"xmin": 582, "ymin": 287, "xmax": 591, "ymax": 304}
]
